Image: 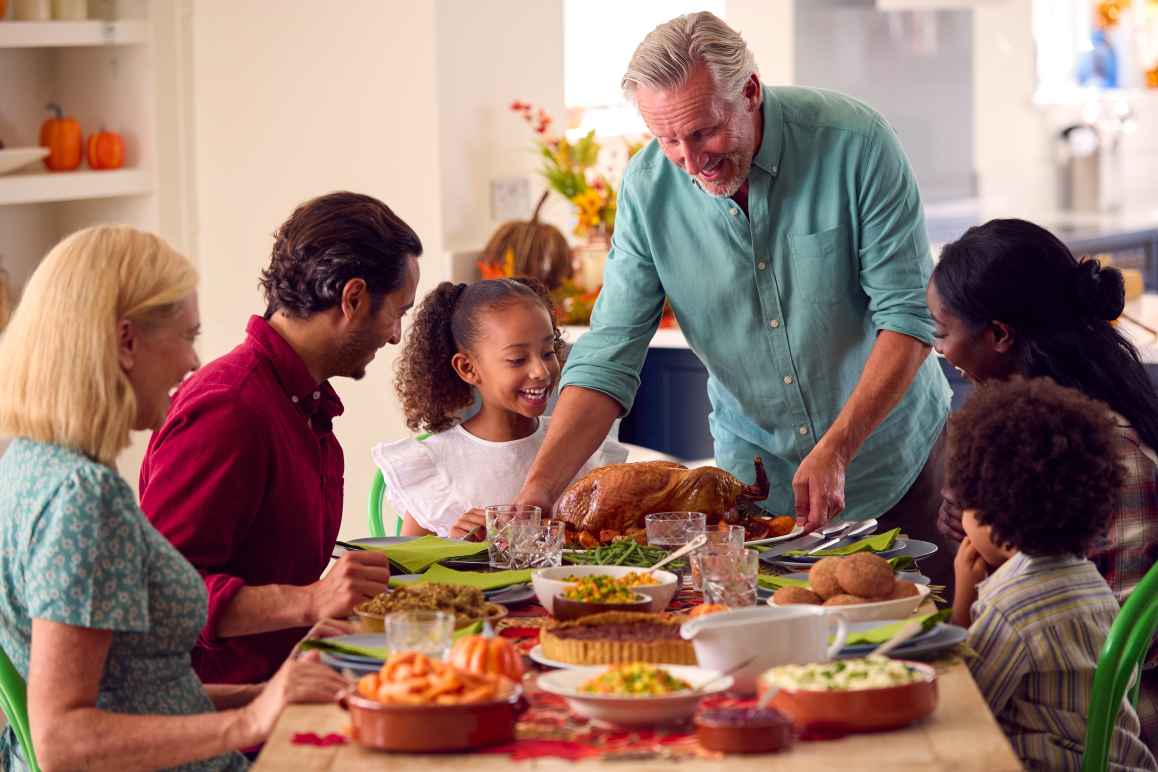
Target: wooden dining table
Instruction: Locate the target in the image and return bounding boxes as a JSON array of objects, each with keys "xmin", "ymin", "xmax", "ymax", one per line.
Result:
[{"xmin": 255, "ymin": 654, "xmax": 1022, "ymax": 770}]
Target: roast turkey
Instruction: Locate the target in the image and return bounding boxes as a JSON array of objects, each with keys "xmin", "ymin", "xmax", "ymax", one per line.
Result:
[{"xmin": 554, "ymin": 457, "xmax": 770, "ymax": 547}]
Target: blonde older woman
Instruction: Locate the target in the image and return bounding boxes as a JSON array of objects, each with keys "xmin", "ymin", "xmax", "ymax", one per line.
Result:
[{"xmin": 0, "ymin": 226, "xmax": 347, "ymax": 771}]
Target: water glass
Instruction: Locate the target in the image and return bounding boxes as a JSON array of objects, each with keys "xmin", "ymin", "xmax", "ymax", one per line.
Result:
[
  {"xmin": 507, "ymin": 520, "xmax": 566, "ymax": 569},
  {"xmin": 645, "ymin": 511, "xmax": 707, "ymax": 582},
  {"xmin": 383, "ymin": 610, "xmax": 455, "ymax": 659},
  {"xmin": 690, "ymin": 525, "xmax": 746, "ymax": 590},
  {"xmin": 485, "ymin": 504, "xmax": 541, "ymax": 569},
  {"xmin": 700, "ymin": 548, "xmax": 759, "ymax": 607}
]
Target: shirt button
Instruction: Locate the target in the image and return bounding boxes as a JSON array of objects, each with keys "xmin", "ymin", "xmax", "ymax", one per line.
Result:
[
  {"xmin": 769, "ymin": 319, "xmax": 780, "ymax": 329},
  {"xmin": 783, "ymin": 375, "xmax": 794, "ymax": 385},
  {"xmin": 757, "ymin": 261, "xmax": 767, "ymax": 271},
  {"xmin": 772, "ymin": 165, "xmax": 779, "ymax": 174},
  {"xmin": 799, "ymin": 425, "xmax": 808, "ymax": 436},
  {"xmin": 312, "ymin": 391, "xmax": 321, "ymax": 400},
  {"xmin": 290, "ymin": 395, "xmax": 299, "ymax": 404},
  {"xmin": 729, "ymin": 207, "xmax": 738, "ymax": 216}
]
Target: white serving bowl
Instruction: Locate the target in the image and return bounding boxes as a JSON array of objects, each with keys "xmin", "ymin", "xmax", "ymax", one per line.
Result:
[
  {"xmin": 769, "ymin": 583, "xmax": 930, "ymax": 623},
  {"xmin": 0, "ymin": 148, "xmax": 49, "ymax": 175},
  {"xmin": 537, "ymin": 665, "xmax": 731, "ymax": 726},
  {"xmin": 532, "ymin": 564, "xmax": 678, "ymax": 615}
]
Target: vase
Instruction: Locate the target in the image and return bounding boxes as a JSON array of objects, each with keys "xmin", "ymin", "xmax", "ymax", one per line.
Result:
[{"xmin": 573, "ymin": 231, "xmax": 610, "ymax": 293}]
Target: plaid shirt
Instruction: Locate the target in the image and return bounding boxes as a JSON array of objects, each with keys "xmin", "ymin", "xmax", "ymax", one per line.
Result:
[
  {"xmin": 967, "ymin": 552, "xmax": 1156, "ymax": 771},
  {"xmin": 1090, "ymin": 420, "xmax": 1158, "ymax": 747}
]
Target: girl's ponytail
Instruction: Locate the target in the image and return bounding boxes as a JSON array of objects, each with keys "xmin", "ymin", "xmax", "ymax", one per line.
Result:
[{"xmin": 394, "ymin": 281, "xmax": 475, "ymax": 433}]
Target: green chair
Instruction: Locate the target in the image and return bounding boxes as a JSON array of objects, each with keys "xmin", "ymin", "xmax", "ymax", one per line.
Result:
[
  {"xmin": 0, "ymin": 644, "xmax": 39, "ymax": 772},
  {"xmin": 1082, "ymin": 561, "xmax": 1158, "ymax": 772},
  {"xmin": 368, "ymin": 433, "xmax": 430, "ymax": 538}
]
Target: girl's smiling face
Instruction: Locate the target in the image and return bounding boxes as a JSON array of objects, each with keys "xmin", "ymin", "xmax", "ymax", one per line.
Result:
[{"xmin": 453, "ymin": 299, "xmax": 560, "ymax": 419}]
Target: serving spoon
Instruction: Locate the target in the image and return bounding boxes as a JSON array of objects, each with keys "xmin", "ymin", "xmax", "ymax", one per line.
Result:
[{"xmin": 644, "ymin": 533, "xmax": 709, "ymax": 575}]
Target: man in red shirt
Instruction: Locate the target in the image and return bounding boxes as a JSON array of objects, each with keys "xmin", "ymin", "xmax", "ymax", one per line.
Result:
[{"xmin": 140, "ymin": 191, "xmax": 422, "ymax": 684}]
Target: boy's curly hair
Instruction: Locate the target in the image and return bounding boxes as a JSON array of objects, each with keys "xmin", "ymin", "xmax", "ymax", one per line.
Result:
[
  {"xmin": 394, "ymin": 277, "xmax": 565, "ymax": 434},
  {"xmin": 945, "ymin": 377, "xmax": 1124, "ymax": 557}
]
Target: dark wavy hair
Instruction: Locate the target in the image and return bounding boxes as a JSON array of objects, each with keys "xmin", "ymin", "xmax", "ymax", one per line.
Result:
[
  {"xmin": 933, "ymin": 218, "xmax": 1158, "ymax": 451},
  {"xmin": 259, "ymin": 191, "xmax": 422, "ymax": 319},
  {"xmin": 395, "ymin": 278, "xmax": 564, "ymax": 434},
  {"xmin": 946, "ymin": 377, "xmax": 1124, "ymax": 557}
]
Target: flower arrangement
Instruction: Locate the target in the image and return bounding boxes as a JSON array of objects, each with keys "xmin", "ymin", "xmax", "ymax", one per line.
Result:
[{"xmin": 510, "ymin": 100, "xmax": 616, "ymax": 239}]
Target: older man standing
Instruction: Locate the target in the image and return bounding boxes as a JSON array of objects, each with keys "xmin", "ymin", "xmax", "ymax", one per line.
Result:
[
  {"xmin": 518, "ymin": 13, "xmax": 953, "ymax": 582},
  {"xmin": 140, "ymin": 191, "xmax": 422, "ymax": 684}
]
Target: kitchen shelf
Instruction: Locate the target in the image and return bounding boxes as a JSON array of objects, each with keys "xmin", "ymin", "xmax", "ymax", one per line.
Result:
[
  {"xmin": 0, "ymin": 169, "xmax": 151, "ymax": 205},
  {"xmin": 0, "ymin": 20, "xmax": 148, "ymax": 48}
]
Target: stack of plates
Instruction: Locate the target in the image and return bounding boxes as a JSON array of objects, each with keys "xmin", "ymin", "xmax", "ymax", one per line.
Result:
[
  {"xmin": 836, "ymin": 620, "xmax": 967, "ymax": 660},
  {"xmin": 317, "ymin": 634, "xmax": 389, "ymax": 675},
  {"xmin": 760, "ymin": 539, "xmax": 939, "ymax": 570}
]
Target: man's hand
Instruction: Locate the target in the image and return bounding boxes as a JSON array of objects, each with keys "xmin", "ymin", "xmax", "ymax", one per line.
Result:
[
  {"xmin": 514, "ymin": 482, "xmax": 556, "ymax": 520},
  {"xmin": 450, "ymin": 508, "xmax": 487, "ymax": 541},
  {"xmin": 791, "ymin": 443, "xmax": 847, "ymax": 533},
  {"xmin": 304, "ymin": 551, "xmax": 391, "ymax": 622}
]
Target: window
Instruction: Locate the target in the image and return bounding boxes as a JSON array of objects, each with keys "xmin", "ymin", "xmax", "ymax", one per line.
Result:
[{"xmin": 563, "ymin": 0, "xmax": 726, "ymax": 140}]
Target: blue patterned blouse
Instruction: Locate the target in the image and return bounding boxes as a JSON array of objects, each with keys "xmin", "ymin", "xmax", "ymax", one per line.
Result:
[{"xmin": 0, "ymin": 438, "xmax": 247, "ymax": 771}]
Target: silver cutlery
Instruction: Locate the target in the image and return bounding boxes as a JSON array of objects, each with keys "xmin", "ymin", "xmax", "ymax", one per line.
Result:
[{"xmin": 805, "ymin": 517, "xmax": 879, "ymax": 555}]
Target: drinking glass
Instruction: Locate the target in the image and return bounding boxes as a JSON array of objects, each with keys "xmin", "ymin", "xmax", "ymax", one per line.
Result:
[
  {"xmin": 645, "ymin": 511, "xmax": 707, "ymax": 582},
  {"xmin": 485, "ymin": 504, "xmax": 541, "ymax": 569},
  {"xmin": 507, "ymin": 520, "xmax": 566, "ymax": 569},
  {"xmin": 689, "ymin": 525, "xmax": 746, "ymax": 590},
  {"xmin": 383, "ymin": 610, "xmax": 455, "ymax": 659},
  {"xmin": 700, "ymin": 548, "xmax": 759, "ymax": 607}
]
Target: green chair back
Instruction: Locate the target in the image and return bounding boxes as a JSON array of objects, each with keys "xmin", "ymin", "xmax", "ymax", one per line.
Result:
[
  {"xmin": 368, "ymin": 433, "xmax": 430, "ymax": 538},
  {"xmin": 1082, "ymin": 561, "xmax": 1158, "ymax": 772},
  {"xmin": 0, "ymin": 643, "xmax": 39, "ymax": 772}
]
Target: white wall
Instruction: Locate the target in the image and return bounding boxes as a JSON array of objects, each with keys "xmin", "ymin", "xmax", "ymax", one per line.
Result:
[{"xmin": 189, "ymin": 0, "xmax": 444, "ymax": 539}]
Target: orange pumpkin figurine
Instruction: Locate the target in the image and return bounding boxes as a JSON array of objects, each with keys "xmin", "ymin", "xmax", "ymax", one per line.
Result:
[
  {"xmin": 87, "ymin": 129, "xmax": 125, "ymax": 171},
  {"xmin": 40, "ymin": 104, "xmax": 83, "ymax": 172},
  {"xmin": 448, "ymin": 635, "xmax": 524, "ymax": 681}
]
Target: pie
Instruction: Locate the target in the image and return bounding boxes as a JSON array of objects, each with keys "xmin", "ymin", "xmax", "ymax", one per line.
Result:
[{"xmin": 539, "ymin": 611, "xmax": 697, "ymax": 665}]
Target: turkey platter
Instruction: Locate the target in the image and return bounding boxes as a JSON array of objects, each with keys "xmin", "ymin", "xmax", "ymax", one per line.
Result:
[{"xmin": 554, "ymin": 456, "xmax": 787, "ymax": 547}]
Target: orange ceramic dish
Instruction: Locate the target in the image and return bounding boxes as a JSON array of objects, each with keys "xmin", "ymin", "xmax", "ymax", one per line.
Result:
[
  {"xmin": 757, "ymin": 661, "xmax": 938, "ymax": 734},
  {"xmin": 341, "ymin": 688, "xmax": 523, "ymax": 752}
]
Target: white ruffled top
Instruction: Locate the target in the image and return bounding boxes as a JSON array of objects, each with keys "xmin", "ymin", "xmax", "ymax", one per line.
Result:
[{"xmin": 371, "ymin": 417, "xmax": 628, "ymax": 537}]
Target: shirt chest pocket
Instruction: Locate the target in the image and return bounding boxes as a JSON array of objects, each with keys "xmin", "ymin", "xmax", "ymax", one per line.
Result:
[{"xmin": 787, "ymin": 227, "xmax": 854, "ymax": 306}]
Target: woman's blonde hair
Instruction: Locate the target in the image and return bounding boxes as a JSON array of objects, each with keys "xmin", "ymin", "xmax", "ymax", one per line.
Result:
[
  {"xmin": 0, "ymin": 225, "xmax": 197, "ymax": 466},
  {"xmin": 622, "ymin": 11, "xmax": 758, "ymax": 103}
]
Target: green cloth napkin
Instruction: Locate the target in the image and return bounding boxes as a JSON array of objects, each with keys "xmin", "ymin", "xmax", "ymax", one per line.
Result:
[
  {"xmin": 784, "ymin": 527, "xmax": 901, "ymax": 558},
  {"xmin": 757, "ymin": 574, "xmax": 810, "ymax": 591},
  {"xmin": 389, "ymin": 563, "xmax": 532, "ymax": 591},
  {"xmin": 300, "ymin": 620, "xmax": 486, "ymax": 662},
  {"xmin": 837, "ymin": 609, "xmax": 951, "ymax": 647},
  {"xmin": 363, "ymin": 535, "xmax": 488, "ymax": 573},
  {"xmin": 888, "ymin": 556, "xmax": 917, "ymax": 572}
]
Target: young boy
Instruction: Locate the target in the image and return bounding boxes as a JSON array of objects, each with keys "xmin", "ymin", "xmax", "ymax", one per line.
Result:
[{"xmin": 947, "ymin": 377, "xmax": 1156, "ymax": 771}]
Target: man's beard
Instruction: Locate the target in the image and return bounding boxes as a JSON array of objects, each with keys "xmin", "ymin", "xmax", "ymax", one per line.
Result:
[
  {"xmin": 333, "ymin": 325, "xmax": 382, "ymax": 380},
  {"xmin": 695, "ymin": 150, "xmax": 753, "ymax": 198}
]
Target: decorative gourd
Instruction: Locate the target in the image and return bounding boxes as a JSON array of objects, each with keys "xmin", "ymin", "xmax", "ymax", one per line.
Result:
[
  {"xmin": 87, "ymin": 129, "xmax": 125, "ymax": 170},
  {"xmin": 479, "ymin": 191, "xmax": 573, "ymax": 290},
  {"xmin": 39, "ymin": 104, "xmax": 83, "ymax": 172},
  {"xmin": 448, "ymin": 635, "xmax": 524, "ymax": 681}
]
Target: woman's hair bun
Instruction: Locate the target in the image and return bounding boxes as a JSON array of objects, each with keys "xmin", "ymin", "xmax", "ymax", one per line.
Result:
[{"xmin": 1073, "ymin": 259, "xmax": 1125, "ymax": 322}]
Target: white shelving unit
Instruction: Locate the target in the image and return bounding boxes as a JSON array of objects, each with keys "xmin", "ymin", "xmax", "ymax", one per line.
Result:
[
  {"xmin": 0, "ymin": 19, "xmax": 147, "ymax": 47},
  {"xmin": 0, "ymin": 0, "xmax": 178, "ymax": 318},
  {"xmin": 0, "ymin": 169, "xmax": 151, "ymax": 205}
]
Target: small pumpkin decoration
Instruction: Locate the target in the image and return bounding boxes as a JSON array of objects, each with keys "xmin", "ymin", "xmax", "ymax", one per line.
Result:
[
  {"xmin": 448, "ymin": 635, "xmax": 524, "ymax": 681},
  {"xmin": 87, "ymin": 129, "xmax": 125, "ymax": 170},
  {"xmin": 40, "ymin": 104, "xmax": 83, "ymax": 172},
  {"xmin": 479, "ymin": 190, "xmax": 573, "ymax": 290}
]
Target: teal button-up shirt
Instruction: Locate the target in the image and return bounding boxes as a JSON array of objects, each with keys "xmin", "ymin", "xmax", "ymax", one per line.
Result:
[{"xmin": 561, "ymin": 85, "xmax": 951, "ymax": 519}]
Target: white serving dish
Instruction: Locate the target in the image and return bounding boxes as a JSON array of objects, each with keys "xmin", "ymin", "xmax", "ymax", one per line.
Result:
[
  {"xmin": 768, "ymin": 582, "xmax": 931, "ymax": 623},
  {"xmin": 537, "ymin": 665, "xmax": 731, "ymax": 726},
  {"xmin": 0, "ymin": 148, "xmax": 49, "ymax": 175},
  {"xmin": 681, "ymin": 606, "xmax": 847, "ymax": 694},
  {"xmin": 532, "ymin": 564, "xmax": 678, "ymax": 615}
]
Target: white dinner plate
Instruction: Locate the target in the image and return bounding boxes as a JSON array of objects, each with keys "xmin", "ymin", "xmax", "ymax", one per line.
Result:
[
  {"xmin": 744, "ymin": 523, "xmax": 805, "ymax": 546},
  {"xmin": 528, "ymin": 644, "xmax": 581, "ymax": 670}
]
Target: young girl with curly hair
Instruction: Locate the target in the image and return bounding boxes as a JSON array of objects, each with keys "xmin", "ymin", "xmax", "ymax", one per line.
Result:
[{"xmin": 374, "ymin": 278, "xmax": 627, "ymax": 538}]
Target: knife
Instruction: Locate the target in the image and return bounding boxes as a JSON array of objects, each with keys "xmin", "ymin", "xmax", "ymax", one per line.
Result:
[{"xmin": 805, "ymin": 518, "xmax": 879, "ymax": 555}]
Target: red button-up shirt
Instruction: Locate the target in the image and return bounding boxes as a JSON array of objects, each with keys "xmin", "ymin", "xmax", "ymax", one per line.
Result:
[{"xmin": 140, "ymin": 316, "xmax": 344, "ymax": 684}]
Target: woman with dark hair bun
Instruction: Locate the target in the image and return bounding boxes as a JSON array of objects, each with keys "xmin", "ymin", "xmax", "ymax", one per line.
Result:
[{"xmin": 927, "ymin": 217, "xmax": 1158, "ymax": 746}]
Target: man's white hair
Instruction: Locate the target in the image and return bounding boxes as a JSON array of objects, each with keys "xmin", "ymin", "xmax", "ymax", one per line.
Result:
[{"xmin": 622, "ymin": 11, "xmax": 758, "ymax": 103}]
